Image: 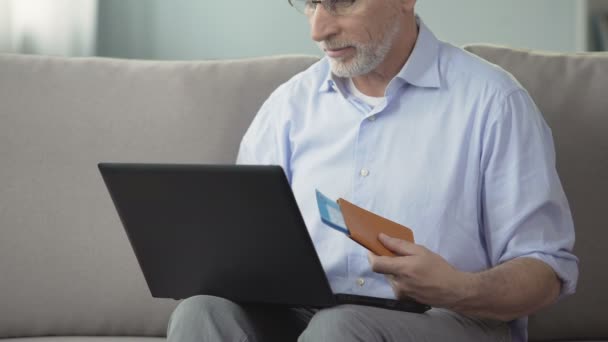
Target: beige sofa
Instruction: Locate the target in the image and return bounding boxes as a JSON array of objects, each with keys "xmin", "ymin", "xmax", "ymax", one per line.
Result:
[{"xmin": 0, "ymin": 46, "xmax": 606, "ymax": 341}]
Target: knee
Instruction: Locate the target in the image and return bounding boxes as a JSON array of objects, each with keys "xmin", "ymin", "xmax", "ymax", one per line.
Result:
[
  {"xmin": 299, "ymin": 305, "xmax": 371, "ymax": 341},
  {"xmin": 171, "ymin": 295, "xmax": 226, "ymax": 321},
  {"xmin": 168, "ymin": 295, "xmax": 240, "ymax": 333}
]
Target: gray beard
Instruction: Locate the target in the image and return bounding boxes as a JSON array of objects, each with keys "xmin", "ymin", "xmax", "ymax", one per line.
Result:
[{"xmin": 321, "ymin": 19, "xmax": 401, "ymax": 78}]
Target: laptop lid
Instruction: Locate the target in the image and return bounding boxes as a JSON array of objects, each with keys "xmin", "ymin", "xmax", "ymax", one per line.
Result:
[{"xmin": 98, "ymin": 163, "xmax": 336, "ymax": 308}]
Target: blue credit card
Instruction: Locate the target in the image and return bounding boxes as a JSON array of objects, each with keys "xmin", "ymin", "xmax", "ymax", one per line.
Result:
[{"xmin": 315, "ymin": 190, "xmax": 349, "ymax": 235}]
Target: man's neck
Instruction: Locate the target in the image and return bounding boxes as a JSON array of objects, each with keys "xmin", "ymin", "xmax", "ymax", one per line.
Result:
[{"xmin": 352, "ymin": 22, "xmax": 419, "ymax": 98}]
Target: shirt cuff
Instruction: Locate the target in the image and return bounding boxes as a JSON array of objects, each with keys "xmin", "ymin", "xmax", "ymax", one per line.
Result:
[{"xmin": 515, "ymin": 252, "xmax": 579, "ymax": 301}]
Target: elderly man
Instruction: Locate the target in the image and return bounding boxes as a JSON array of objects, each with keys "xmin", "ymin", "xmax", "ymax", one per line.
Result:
[{"xmin": 167, "ymin": 0, "xmax": 578, "ymax": 341}]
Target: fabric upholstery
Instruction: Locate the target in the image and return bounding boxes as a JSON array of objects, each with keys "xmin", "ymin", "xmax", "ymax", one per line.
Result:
[
  {"xmin": 0, "ymin": 54, "xmax": 319, "ymax": 338},
  {"xmin": 464, "ymin": 45, "xmax": 608, "ymax": 342}
]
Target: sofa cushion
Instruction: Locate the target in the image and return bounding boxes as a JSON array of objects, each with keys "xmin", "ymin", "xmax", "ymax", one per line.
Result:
[
  {"xmin": 0, "ymin": 54, "xmax": 319, "ymax": 338},
  {"xmin": 464, "ymin": 45, "xmax": 608, "ymax": 341}
]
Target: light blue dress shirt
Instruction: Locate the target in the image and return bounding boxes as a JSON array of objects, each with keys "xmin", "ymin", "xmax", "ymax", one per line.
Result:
[{"xmin": 236, "ymin": 18, "xmax": 578, "ymax": 342}]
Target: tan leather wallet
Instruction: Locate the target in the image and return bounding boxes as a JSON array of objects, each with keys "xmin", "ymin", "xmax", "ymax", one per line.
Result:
[{"xmin": 337, "ymin": 198, "xmax": 415, "ymax": 257}]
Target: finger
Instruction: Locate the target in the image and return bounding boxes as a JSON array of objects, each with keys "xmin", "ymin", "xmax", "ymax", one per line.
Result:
[
  {"xmin": 386, "ymin": 275, "xmax": 405, "ymax": 290},
  {"xmin": 368, "ymin": 251, "xmax": 402, "ymax": 275},
  {"xmin": 378, "ymin": 233, "xmax": 422, "ymax": 256},
  {"xmin": 386, "ymin": 274, "xmax": 398, "ymax": 288},
  {"xmin": 385, "ymin": 274, "xmax": 412, "ymax": 301}
]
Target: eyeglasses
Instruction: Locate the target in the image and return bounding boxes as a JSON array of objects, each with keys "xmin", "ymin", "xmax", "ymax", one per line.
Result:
[{"xmin": 288, "ymin": 0, "xmax": 358, "ymax": 16}]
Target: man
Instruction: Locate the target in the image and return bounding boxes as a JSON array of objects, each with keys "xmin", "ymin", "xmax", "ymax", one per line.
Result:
[{"xmin": 168, "ymin": 0, "xmax": 578, "ymax": 341}]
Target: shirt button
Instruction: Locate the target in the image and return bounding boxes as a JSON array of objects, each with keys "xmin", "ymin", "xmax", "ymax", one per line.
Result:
[
  {"xmin": 368, "ymin": 115, "xmax": 376, "ymax": 121},
  {"xmin": 356, "ymin": 278, "xmax": 365, "ymax": 287},
  {"xmin": 360, "ymin": 168, "xmax": 370, "ymax": 177}
]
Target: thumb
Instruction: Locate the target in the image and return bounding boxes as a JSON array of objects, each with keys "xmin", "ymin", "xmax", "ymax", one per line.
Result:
[{"xmin": 378, "ymin": 233, "xmax": 420, "ymax": 256}]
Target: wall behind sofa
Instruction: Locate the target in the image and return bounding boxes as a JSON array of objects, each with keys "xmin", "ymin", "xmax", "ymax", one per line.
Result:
[{"xmin": 96, "ymin": 0, "xmax": 582, "ymax": 60}]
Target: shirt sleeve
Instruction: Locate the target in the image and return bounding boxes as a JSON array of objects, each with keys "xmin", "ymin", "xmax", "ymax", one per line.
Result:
[
  {"xmin": 480, "ymin": 89, "xmax": 579, "ymax": 299},
  {"xmin": 236, "ymin": 88, "xmax": 293, "ymax": 182}
]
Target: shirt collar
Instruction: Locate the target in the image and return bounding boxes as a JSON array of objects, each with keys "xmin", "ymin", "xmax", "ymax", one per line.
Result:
[
  {"xmin": 319, "ymin": 16, "xmax": 441, "ymax": 93},
  {"xmin": 397, "ymin": 17, "xmax": 441, "ymax": 89},
  {"xmin": 319, "ymin": 74, "xmax": 336, "ymax": 93}
]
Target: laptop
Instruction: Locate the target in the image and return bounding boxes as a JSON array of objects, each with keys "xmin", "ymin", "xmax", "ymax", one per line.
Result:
[{"xmin": 98, "ymin": 163, "xmax": 431, "ymax": 313}]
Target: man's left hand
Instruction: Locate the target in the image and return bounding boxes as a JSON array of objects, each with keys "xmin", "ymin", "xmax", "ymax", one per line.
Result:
[{"xmin": 368, "ymin": 233, "xmax": 473, "ymax": 308}]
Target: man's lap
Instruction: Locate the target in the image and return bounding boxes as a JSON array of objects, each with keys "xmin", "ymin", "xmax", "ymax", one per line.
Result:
[
  {"xmin": 167, "ymin": 295, "xmax": 510, "ymax": 342},
  {"xmin": 300, "ymin": 304, "xmax": 510, "ymax": 342}
]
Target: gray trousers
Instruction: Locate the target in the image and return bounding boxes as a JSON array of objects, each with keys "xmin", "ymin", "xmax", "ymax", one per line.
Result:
[{"xmin": 167, "ymin": 295, "xmax": 511, "ymax": 342}]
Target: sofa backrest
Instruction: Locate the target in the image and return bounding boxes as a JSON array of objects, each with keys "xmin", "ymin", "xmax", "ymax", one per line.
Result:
[
  {"xmin": 465, "ymin": 45, "xmax": 608, "ymax": 341},
  {"xmin": 0, "ymin": 54, "xmax": 319, "ymax": 338}
]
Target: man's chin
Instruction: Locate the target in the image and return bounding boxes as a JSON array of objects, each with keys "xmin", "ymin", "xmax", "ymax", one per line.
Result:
[{"xmin": 329, "ymin": 59, "xmax": 363, "ymax": 78}]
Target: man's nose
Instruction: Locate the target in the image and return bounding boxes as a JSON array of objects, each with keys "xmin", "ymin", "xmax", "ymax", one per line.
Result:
[{"xmin": 309, "ymin": 5, "xmax": 339, "ymax": 42}]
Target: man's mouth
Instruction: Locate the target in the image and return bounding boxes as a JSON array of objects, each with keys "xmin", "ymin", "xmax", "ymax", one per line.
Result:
[{"xmin": 325, "ymin": 46, "xmax": 354, "ymax": 58}]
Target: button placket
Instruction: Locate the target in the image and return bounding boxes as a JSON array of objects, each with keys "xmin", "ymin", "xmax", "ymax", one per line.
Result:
[{"xmin": 353, "ymin": 108, "xmax": 379, "ymax": 205}]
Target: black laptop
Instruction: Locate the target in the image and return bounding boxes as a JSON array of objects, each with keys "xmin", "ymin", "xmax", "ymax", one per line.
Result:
[{"xmin": 98, "ymin": 163, "xmax": 430, "ymax": 313}]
